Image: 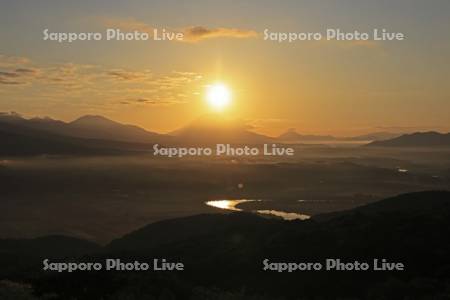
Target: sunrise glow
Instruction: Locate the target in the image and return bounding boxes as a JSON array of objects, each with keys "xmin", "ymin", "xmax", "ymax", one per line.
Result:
[{"xmin": 206, "ymin": 83, "xmax": 231, "ymax": 111}]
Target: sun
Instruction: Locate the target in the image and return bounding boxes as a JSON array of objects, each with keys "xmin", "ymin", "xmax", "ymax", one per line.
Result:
[{"xmin": 206, "ymin": 83, "xmax": 231, "ymax": 111}]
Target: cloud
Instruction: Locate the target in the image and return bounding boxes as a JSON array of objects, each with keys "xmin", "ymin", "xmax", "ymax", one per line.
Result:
[
  {"xmin": 106, "ymin": 69, "xmax": 152, "ymax": 81},
  {"xmin": 120, "ymin": 97, "xmax": 177, "ymax": 106},
  {"xmin": 0, "ymin": 71, "xmax": 20, "ymax": 78},
  {"xmin": 0, "ymin": 55, "xmax": 40, "ymax": 84},
  {"xmin": 15, "ymin": 68, "xmax": 39, "ymax": 74},
  {"xmin": 0, "ymin": 71, "xmax": 21, "ymax": 85},
  {"xmin": 0, "ymin": 55, "xmax": 30, "ymax": 68},
  {"xmin": 128, "ymin": 98, "xmax": 156, "ymax": 104},
  {"xmin": 97, "ymin": 17, "xmax": 258, "ymax": 42},
  {"xmin": 0, "ymin": 68, "xmax": 40, "ymax": 85},
  {"xmin": 0, "ymin": 53, "xmax": 204, "ymax": 108},
  {"xmin": 182, "ymin": 26, "xmax": 258, "ymax": 42}
]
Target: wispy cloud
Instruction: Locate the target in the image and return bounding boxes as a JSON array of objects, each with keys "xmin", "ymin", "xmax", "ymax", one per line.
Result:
[
  {"xmin": 97, "ymin": 17, "xmax": 258, "ymax": 42},
  {"xmin": 106, "ymin": 69, "xmax": 153, "ymax": 81},
  {"xmin": 182, "ymin": 26, "xmax": 258, "ymax": 42},
  {"xmin": 119, "ymin": 97, "xmax": 183, "ymax": 106},
  {"xmin": 0, "ymin": 55, "xmax": 40, "ymax": 84},
  {"xmin": 0, "ymin": 53, "xmax": 204, "ymax": 107},
  {"xmin": 0, "ymin": 67, "xmax": 40, "ymax": 85},
  {"xmin": 0, "ymin": 55, "xmax": 30, "ymax": 68},
  {"xmin": 0, "ymin": 71, "xmax": 22, "ymax": 85}
]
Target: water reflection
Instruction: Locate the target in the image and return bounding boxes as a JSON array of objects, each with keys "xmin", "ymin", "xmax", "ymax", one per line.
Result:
[
  {"xmin": 257, "ymin": 210, "xmax": 310, "ymax": 221},
  {"xmin": 205, "ymin": 199, "xmax": 256, "ymax": 211},
  {"xmin": 206, "ymin": 199, "xmax": 310, "ymax": 221}
]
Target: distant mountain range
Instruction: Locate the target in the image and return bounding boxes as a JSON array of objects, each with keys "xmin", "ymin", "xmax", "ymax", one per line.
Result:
[
  {"xmin": 344, "ymin": 131, "xmax": 402, "ymax": 141},
  {"xmin": 1, "ymin": 112, "xmax": 448, "ymax": 155},
  {"xmin": 367, "ymin": 131, "xmax": 450, "ymax": 147},
  {"xmin": 0, "ymin": 113, "xmax": 166, "ymax": 156},
  {"xmin": 0, "ymin": 112, "xmax": 166, "ymax": 143},
  {"xmin": 277, "ymin": 128, "xmax": 336, "ymax": 142},
  {"xmin": 277, "ymin": 128, "xmax": 401, "ymax": 142}
]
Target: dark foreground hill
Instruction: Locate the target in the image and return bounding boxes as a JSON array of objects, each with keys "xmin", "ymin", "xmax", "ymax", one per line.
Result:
[
  {"xmin": 1, "ymin": 191, "xmax": 450, "ymax": 299},
  {"xmin": 367, "ymin": 131, "xmax": 450, "ymax": 147}
]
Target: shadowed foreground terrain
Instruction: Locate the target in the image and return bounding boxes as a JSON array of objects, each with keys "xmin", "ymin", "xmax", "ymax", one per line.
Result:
[
  {"xmin": 1, "ymin": 191, "xmax": 449, "ymax": 299},
  {"xmin": 1, "ymin": 147, "xmax": 448, "ymax": 244}
]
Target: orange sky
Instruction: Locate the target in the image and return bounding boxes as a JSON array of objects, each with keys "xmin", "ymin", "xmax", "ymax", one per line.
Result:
[{"xmin": 1, "ymin": 1, "xmax": 449, "ymax": 136}]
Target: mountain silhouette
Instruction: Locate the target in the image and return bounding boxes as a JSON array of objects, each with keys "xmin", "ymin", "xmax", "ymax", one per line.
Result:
[
  {"xmin": 367, "ymin": 131, "xmax": 450, "ymax": 147},
  {"xmin": 0, "ymin": 119, "xmax": 104, "ymax": 155},
  {"xmin": 1, "ymin": 112, "xmax": 447, "ymax": 150},
  {"xmin": 277, "ymin": 128, "xmax": 336, "ymax": 142},
  {"xmin": 344, "ymin": 131, "xmax": 401, "ymax": 141},
  {"xmin": 66, "ymin": 115, "xmax": 167, "ymax": 143},
  {"xmin": 314, "ymin": 190, "xmax": 450, "ymax": 221},
  {"xmin": 277, "ymin": 129, "xmax": 401, "ymax": 143},
  {"xmin": 0, "ymin": 112, "xmax": 167, "ymax": 144},
  {"xmin": 0, "ymin": 113, "xmax": 160, "ymax": 155},
  {"xmin": 171, "ymin": 114, "xmax": 274, "ymax": 144}
]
